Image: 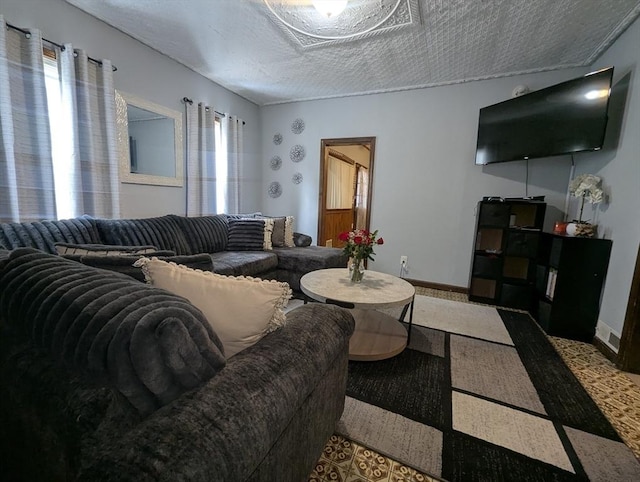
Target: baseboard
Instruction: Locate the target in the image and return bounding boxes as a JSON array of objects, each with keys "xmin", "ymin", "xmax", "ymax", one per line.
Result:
[
  {"xmin": 593, "ymin": 336, "xmax": 618, "ymax": 364},
  {"xmin": 404, "ymin": 278, "xmax": 468, "ymax": 294}
]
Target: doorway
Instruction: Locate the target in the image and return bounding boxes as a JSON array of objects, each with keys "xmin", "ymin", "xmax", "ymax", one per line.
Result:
[{"xmin": 317, "ymin": 137, "xmax": 375, "ymax": 249}]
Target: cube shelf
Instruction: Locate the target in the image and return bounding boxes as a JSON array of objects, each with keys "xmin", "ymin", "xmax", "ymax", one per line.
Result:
[{"xmin": 468, "ymin": 199, "xmax": 545, "ymax": 309}]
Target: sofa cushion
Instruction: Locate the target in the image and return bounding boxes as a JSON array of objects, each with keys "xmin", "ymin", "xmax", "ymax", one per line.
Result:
[
  {"xmin": 271, "ymin": 246, "xmax": 348, "ymax": 273},
  {"xmin": 0, "ymin": 248, "xmax": 226, "ymax": 416},
  {"xmin": 173, "ymin": 214, "xmax": 229, "ymax": 253},
  {"xmin": 55, "ymin": 243, "xmax": 162, "ymax": 256},
  {"xmin": 95, "ymin": 215, "xmax": 192, "ymax": 255},
  {"xmin": 0, "ymin": 215, "xmax": 101, "ymax": 254},
  {"xmin": 210, "ymin": 251, "xmax": 279, "ymax": 277},
  {"xmin": 135, "ymin": 257, "xmax": 292, "ymax": 358},
  {"xmin": 226, "ymin": 218, "xmax": 274, "ymax": 251},
  {"xmin": 61, "ymin": 252, "xmax": 213, "ymax": 282}
]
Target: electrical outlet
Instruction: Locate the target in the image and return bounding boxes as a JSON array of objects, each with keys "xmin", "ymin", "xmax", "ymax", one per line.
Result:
[{"xmin": 400, "ymin": 255, "xmax": 408, "ymax": 267}]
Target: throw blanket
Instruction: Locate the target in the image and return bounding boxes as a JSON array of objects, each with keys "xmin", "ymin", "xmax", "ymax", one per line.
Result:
[{"xmin": 0, "ymin": 248, "xmax": 226, "ymax": 416}]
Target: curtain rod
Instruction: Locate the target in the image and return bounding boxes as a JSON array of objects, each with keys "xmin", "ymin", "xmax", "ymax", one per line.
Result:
[
  {"xmin": 6, "ymin": 22, "xmax": 117, "ymax": 72},
  {"xmin": 182, "ymin": 97, "xmax": 246, "ymax": 125}
]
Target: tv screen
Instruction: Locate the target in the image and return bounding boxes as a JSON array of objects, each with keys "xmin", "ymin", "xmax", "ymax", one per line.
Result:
[{"xmin": 475, "ymin": 67, "xmax": 614, "ymax": 165}]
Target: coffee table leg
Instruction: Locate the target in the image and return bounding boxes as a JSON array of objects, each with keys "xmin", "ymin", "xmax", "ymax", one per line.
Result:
[{"xmin": 398, "ymin": 297, "xmax": 415, "ymax": 345}]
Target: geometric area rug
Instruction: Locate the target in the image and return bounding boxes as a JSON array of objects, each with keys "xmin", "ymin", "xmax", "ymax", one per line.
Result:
[{"xmin": 336, "ymin": 296, "xmax": 640, "ymax": 481}]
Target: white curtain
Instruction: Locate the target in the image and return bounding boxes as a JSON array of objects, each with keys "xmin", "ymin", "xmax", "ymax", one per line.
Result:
[
  {"xmin": 326, "ymin": 155, "xmax": 355, "ymax": 209},
  {"xmin": 185, "ymin": 101, "xmax": 217, "ymax": 216},
  {"xmin": 0, "ymin": 16, "xmax": 118, "ymax": 222},
  {"xmin": 222, "ymin": 114, "xmax": 244, "ymax": 214},
  {"xmin": 0, "ymin": 16, "xmax": 56, "ymax": 222},
  {"xmin": 59, "ymin": 45, "xmax": 119, "ymax": 218}
]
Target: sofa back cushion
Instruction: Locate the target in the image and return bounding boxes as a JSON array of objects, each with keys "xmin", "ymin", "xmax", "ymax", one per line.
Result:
[
  {"xmin": 0, "ymin": 248, "xmax": 226, "ymax": 416},
  {"xmin": 172, "ymin": 214, "xmax": 229, "ymax": 253},
  {"xmin": 95, "ymin": 215, "xmax": 192, "ymax": 255},
  {"xmin": 0, "ymin": 215, "xmax": 101, "ymax": 254}
]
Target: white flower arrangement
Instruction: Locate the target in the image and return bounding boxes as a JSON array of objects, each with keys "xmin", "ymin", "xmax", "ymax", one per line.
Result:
[{"xmin": 568, "ymin": 174, "xmax": 605, "ymax": 223}]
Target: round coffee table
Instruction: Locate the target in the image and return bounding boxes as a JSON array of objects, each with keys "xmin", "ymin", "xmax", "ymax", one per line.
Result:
[{"xmin": 300, "ymin": 268, "xmax": 415, "ymax": 361}]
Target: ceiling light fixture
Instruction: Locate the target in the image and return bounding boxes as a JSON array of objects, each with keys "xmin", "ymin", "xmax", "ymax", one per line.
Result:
[
  {"xmin": 312, "ymin": 0, "xmax": 348, "ymax": 18},
  {"xmin": 263, "ymin": 0, "xmax": 408, "ymax": 43}
]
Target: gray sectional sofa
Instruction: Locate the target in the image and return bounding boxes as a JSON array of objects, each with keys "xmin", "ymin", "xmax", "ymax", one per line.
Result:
[
  {"xmin": 0, "ymin": 247, "xmax": 355, "ymax": 481},
  {"xmin": 0, "ymin": 214, "xmax": 354, "ymax": 480},
  {"xmin": 0, "ymin": 213, "xmax": 348, "ymax": 291}
]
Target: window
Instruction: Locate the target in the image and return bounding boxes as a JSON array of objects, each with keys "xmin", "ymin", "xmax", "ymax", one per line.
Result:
[
  {"xmin": 43, "ymin": 52, "xmax": 75, "ymax": 219},
  {"xmin": 214, "ymin": 117, "xmax": 227, "ymax": 214}
]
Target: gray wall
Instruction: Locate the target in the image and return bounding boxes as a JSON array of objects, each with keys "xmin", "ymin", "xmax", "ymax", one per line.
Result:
[
  {"xmin": 568, "ymin": 19, "xmax": 640, "ymax": 344},
  {"xmin": 261, "ymin": 69, "xmax": 585, "ymax": 285},
  {"xmin": 2, "ymin": 0, "xmax": 262, "ymax": 218},
  {"xmin": 261, "ymin": 20, "xmax": 639, "ymax": 346}
]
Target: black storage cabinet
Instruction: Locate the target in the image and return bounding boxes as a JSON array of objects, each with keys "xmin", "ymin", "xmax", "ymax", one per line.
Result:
[{"xmin": 534, "ymin": 234, "xmax": 612, "ymax": 342}]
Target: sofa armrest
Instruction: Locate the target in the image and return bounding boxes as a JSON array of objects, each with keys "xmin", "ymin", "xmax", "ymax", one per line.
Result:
[{"xmin": 78, "ymin": 303, "xmax": 354, "ymax": 481}]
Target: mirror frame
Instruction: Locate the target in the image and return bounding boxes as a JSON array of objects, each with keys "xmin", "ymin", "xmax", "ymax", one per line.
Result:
[
  {"xmin": 116, "ymin": 91, "xmax": 184, "ymax": 187},
  {"xmin": 317, "ymin": 136, "xmax": 376, "ymax": 248}
]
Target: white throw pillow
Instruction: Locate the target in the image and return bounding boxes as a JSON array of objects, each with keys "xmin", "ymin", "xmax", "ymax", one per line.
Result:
[{"xmin": 134, "ymin": 257, "xmax": 292, "ymax": 358}]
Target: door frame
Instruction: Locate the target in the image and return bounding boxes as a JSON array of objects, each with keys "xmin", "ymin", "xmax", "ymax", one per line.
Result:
[
  {"xmin": 317, "ymin": 137, "xmax": 376, "ymax": 247},
  {"xmin": 616, "ymin": 242, "xmax": 640, "ymax": 372}
]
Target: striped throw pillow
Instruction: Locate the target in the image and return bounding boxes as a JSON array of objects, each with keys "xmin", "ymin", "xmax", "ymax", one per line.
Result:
[{"xmin": 226, "ymin": 219, "xmax": 274, "ymax": 251}]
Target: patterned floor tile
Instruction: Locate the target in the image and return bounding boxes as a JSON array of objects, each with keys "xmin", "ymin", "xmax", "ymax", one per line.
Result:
[{"xmin": 549, "ymin": 336, "xmax": 640, "ymax": 458}]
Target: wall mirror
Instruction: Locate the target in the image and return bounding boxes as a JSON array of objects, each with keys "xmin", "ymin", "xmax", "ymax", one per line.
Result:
[
  {"xmin": 116, "ymin": 91, "xmax": 183, "ymax": 187},
  {"xmin": 318, "ymin": 137, "xmax": 376, "ymax": 249}
]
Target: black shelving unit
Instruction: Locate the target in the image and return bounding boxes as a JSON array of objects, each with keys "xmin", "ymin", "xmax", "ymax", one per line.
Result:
[
  {"xmin": 468, "ymin": 199, "xmax": 546, "ymax": 310},
  {"xmin": 533, "ymin": 233, "xmax": 612, "ymax": 342}
]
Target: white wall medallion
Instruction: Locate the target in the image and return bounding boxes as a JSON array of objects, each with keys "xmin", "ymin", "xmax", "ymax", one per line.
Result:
[
  {"xmin": 263, "ymin": 0, "xmax": 420, "ymax": 48},
  {"xmin": 268, "ymin": 181, "xmax": 283, "ymax": 198},
  {"xmin": 270, "ymin": 155, "xmax": 282, "ymax": 170},
  {"xmin": 292, "ymin": 172, "xmax": 303, "ymax": 184},
  {"xmin": 291, "ymin": 118, "xmax": 305, "ymax": 134},
  {"xmin": 273, "ymin": 133, "xmax": 283, "ymax": 145},
  {"xmin": 290, "ymin": 144, "xmax": 306, "ymax": 162}
]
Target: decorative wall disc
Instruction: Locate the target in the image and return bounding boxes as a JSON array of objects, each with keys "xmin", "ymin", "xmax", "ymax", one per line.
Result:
[
  {"xmin": 292, "ymin": 172, "xmax": 303, "ymax": 184},
  {"xmin": 291, "ymin": 118, "xmax": 305, "ymax": 134},
  {"xmin": 273, "ymin": 133, "xmax": 283, "ymax": 145},
  {"xmin": 270, "ymin": 155, "xmax": 282, "ymax": 170},
  {"xmin": 290, "ymin": 144, "xmax": 305, "ymax": 162},
  {"xmin": 268, "ymin": 181, "xmax": 282, "ymax": 198}
]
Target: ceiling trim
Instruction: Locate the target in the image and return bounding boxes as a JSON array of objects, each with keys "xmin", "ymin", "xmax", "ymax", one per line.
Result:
[
  {"xmin": 262, "ymin": 63, "xmax": 592, "ymax": 106},
  {"xmin": 584, "ymin": 3, "xmax": 640, "ymax": 64}
]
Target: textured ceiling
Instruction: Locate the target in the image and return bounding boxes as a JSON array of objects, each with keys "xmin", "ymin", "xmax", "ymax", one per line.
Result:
[{"xmin": 64, "ymin": 0, "xmax": 640, "ymax": 106}]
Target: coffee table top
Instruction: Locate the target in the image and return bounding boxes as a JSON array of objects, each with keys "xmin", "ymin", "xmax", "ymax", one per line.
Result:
[{"xmin": 300, "ymin": 268, "xmax": 415, "ymax": 310}]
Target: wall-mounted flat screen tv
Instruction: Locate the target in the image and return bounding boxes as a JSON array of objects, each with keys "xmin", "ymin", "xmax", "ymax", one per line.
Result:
[{"xmin": 475, "ymin": 67, "xmax": 614, "ymax": 165}]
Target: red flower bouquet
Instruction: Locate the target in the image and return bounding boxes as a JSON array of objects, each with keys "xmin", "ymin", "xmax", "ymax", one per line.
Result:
[{"xmin": 338, "ymin": 229, "xmax": 384, "ymax": 262}]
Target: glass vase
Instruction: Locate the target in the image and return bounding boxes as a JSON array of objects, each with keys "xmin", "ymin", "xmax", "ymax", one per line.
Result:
[{"xmin": 350, "ymin": 257, "xmax": 364, "ymax": 283}]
